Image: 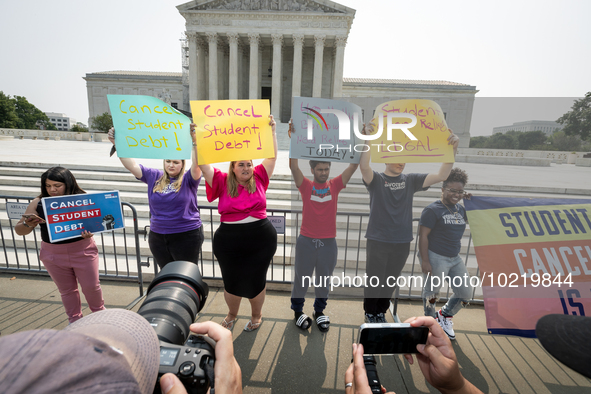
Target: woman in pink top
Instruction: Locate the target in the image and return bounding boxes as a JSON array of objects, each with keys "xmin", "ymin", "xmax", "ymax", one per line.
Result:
[{"xmin": 191, "ymin": 115, "xmax": 278, "ymax": 332}]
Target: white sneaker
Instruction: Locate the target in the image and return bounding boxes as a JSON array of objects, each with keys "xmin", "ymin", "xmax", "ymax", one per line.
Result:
[{"xmin": 437, "ymin": 310, "xmax": 455, "ymax": 340}]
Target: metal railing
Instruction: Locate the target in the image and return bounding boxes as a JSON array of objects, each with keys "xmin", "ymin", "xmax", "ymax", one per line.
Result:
[{"xmin": 1, "ymin": 195, "xmax": 481, "ymax": 306}]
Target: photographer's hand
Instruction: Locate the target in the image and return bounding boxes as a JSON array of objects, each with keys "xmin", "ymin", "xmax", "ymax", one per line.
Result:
[
  {"xmin": 190, "ymin": 321, "xmax": 243, "ymax": 394},
  {"xmin": 160, "ymin": 373, "xmax": 188, "ymax": 394},
  {"xmin": 344, "ymin": 343, "xmax": 392, "ymax": 394},
  {"xmin": 403, "ymin": 317, "xmax": 483, "ymax": 394}
]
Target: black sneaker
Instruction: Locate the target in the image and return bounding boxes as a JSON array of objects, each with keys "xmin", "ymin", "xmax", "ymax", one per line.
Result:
[
  {"xmin": 364, "ymin": 313, "xmax": 377, "ymax": 323},
  {"xmin": 375, "ymin": 313, "xmax": 387, "ymax": 323}
]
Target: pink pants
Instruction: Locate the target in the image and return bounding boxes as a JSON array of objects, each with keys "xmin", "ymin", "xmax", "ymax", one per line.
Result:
[{"xmin": 40, "ymin": 238, "xmax": 105, "ymax": 323}]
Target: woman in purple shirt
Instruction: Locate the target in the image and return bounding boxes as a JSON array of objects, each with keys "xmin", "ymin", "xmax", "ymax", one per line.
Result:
[{"xmin": 108, "ymin": 127, "xmax": 204, "ymax": 269}]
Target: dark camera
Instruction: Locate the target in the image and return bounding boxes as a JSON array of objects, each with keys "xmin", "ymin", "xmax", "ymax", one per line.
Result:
[
  {"xmin": 363, "ymin": 355, "xmax": 382, "ymax": 394},
  {"xmin": 137, "ymin": 261, "xmax": 213, "ymax": 394}
]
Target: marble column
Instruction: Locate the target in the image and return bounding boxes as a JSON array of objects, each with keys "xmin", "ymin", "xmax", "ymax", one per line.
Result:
[
  {"xmin": 271, "ymin": 34, "xmax": 283, "ymax": 118},
  {"xmin": 237, "ymin": 41, "xmax": 244, "ymax": 99},
  {"xmin": 248, "ymin": 33, "xmax": 260, "ymax": 100},
  {"xmin": 206, "ymin": 32, "xmax": 218, "ymax": 100},
  {"xmin": 222, "ymin": 44, "xmax": 229, "ymax": 99},
  {"xmin": 187, "ymin": 32, "xmax": 199, "ymax": 101},
  {"xmin": 291, "ymin": 34, "xmax": 304, "ymax": 97},
  {"xmin": 332, "ymin": 36, "xmax": 347, "ymax": 98},
  {"xmin": 227, "ymin": 33, "xmax": 239, "ymax": 100},
  {"xmin": 313, "ymin": 34, "xmax": 326, "ymax": 98}
]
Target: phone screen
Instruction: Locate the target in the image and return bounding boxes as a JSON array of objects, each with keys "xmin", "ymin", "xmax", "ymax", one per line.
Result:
[{"xmin": 358, "ymin": 325, "xmax": 429, "ymax": 354}]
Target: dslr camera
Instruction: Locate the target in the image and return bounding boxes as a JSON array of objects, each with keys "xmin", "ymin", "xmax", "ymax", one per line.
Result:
[{"xmin": 137, "ymin": 261, "xmax": 214, "ymax": 394}]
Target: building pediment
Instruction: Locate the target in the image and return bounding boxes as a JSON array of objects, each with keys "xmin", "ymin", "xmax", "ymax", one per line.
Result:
[{"xmin": 177, "ymin": 0, "xmax": 353, "ymax": 14}]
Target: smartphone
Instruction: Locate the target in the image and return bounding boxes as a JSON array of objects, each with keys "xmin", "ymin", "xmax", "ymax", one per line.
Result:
[
  {"xmin": 22, "ymin": 214, "xmax": 46, "ymax": 223},
  {"xmin": 357, "ymin": 323, "xmax": 429, "ymax": 355}
]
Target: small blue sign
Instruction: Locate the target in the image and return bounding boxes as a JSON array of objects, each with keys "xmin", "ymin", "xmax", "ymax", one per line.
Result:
[{"xmin": 42, "ymin": 191, "xmax": 124, "ymax": 243}]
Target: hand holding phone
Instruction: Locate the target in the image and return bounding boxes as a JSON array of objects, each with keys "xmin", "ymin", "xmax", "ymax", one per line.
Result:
[
  {"xmin": 22, "ymin": 214, "xmax": 46, "ymax": 224},
  {"xmin": 357, "ymin": 323, "xmax": 429, "ymax": 355}
]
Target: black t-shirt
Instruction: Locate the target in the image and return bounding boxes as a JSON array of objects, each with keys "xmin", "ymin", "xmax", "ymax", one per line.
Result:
[{"xmin": 364, "ymin": 171, "xmax": 428, "ymax": 243}]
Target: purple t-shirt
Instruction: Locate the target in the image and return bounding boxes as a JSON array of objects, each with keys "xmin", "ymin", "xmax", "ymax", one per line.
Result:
[{"xmin": 140, "ymin": 165, "xmax": 202, "ymax": 234}]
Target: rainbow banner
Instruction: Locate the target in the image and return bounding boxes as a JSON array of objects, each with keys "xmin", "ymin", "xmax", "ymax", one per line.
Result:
[{"xmin": 465, "ymin": 196, "xmax": 591, "ymax": 338}]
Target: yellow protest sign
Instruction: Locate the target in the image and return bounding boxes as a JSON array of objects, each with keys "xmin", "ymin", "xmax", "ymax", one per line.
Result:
[
  {"xmin": 369, "ymin": 99, "xmax": 454, "ymax": 163},
  {"xmin": 190, "ymin": 99, "xmax": 274, "ymax": 165}
]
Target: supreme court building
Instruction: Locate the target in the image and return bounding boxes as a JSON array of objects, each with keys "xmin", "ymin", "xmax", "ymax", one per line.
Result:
[{"xmin": 84, "ymin": 0, "xmax": 477, "ymax": 146}]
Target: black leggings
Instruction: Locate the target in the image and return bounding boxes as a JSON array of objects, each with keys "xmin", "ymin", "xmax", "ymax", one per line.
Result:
[{"xmin": 148, "ymin": 226, "xmax": 204, "ymax": 269}]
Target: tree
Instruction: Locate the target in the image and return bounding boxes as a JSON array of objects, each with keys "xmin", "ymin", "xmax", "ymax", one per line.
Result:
[
  {"xmin": 90, "ymin": 112, "xmax": 113, "ymax": 132},
  {"xmin": 469, "ymin": 136, "xmax": 488, "ymax": 148},
  {"xmin": 0, "ymin": 91, "xmax": 19, "ymax": 128},
  {"xmin": 517, "ymin": 130, "xmax": 548, "ymax": 150},
  {"xmin": 548, "ymin": 131, "xmax": 591, "ymax": 152},
  {"xmin": 485, "ymin": 132, "xmax": 517, "ymax": 149},
  {"xmin": 557, "ymin": 92, "xmax": 591, "ymax": 142},
  {"xmin": 71, "ymin": 123, "xmax": 88, "ymax": 132},
  {"xmin": 12, "ymin": 95, "xmax": 54, "ymax": 130}
]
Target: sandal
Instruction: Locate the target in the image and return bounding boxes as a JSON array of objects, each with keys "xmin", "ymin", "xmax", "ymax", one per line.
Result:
[
  {"xmin": 244, "ymin": 319, "xmax": 262, "ymax": 332},
  {"xmin": 221, "ymin": 318, "xmax": 237, "ymax": 330},
  {"xmin": 313, "ymin": 312, "xmax": 330, "ymax": 332},
  {"xmin": 295, "ymin": 312, "xmax": 312, "ymax": 330}
]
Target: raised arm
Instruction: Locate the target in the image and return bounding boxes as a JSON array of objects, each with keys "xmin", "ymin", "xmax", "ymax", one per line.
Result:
[
  {"xmin": 262, "ymin": 115, "xmax": 278, "ymax": 178},
  {"xmin": 341, "ymin": 163, "xmax": 359, "ymax": 187},
  {"xmin": 359, "ymin": 123, "xmax": 374, "ymax": 185},
  {"xmin": 287, "ymin": 119, "xmax": 304, "ymax": 188},
  {"xmin": 423, "ymin": 131, "xmax": 459, "ymax": 188},
  {"xmin": 108, "ymin": 128, "xmax": 143, "ymax": 179},
  {"xmin": 189, "ymin": 128, "xmax": 202, "ymax": 181},
  {"xmin": 190, "ymin": 123, "xmax": 214, "ymax": 187}
]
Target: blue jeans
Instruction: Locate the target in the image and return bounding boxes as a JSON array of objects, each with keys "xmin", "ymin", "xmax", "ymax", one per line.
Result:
[{"xmin": 422, "ymin": 250, "xmax": 472, "ymax": 318}]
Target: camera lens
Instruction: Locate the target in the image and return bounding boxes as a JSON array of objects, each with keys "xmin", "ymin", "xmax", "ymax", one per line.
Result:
[{"xmin": 138, "ymin": 261, "xmax": 209, "ymax": 345}]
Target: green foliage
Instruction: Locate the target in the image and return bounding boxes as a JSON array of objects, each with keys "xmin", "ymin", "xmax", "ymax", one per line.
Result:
[
  {"xmin": 547, "ymin": 131, "xmax": 591, "ymax": 152},
  {"xmin": 0, "ymin": 92, "xmax": 53, "ymax": 130},
  {"xmin": 0, "ymin": 91, "xmax": 19, "ymax": 128},
  {"xmin": 517, "ymin": 130, "xmax": 547, "ymax": 150},
  {"xmin": 485, "ymin": 132, "xmax": 518, "ymax": 149},
  {"xmin": 90, "ymin": 112, "xmax": 113, "ymax": 132},
  {"xmin": 12, "ymin": 95, "xmax": 53, "ymax": 129},
  {"xmin": 468, "ymin": 136, "xmax": 488, "ymax": 148},
  {"xmin": 70, "ymin": 123, "xmax": 88, "ymax": 132},
  {"xmin": 557, "ymin": 92, "xmax": 591, "ymax": 142}
]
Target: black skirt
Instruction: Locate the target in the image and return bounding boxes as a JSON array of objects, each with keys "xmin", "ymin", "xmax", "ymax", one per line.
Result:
[{"xmin": 213, "ymin": 219, "xmax": 277, "ymax": 298}]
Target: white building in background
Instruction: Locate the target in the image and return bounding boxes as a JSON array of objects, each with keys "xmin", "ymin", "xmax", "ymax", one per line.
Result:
[
  {"xmin": 493, "ymin": 120, "xmax": 564, "ymax": 136},
  {"xmin": 44, "ymin": 112, "xmax": 76, "ymax": 131},
  {"xmin": 83, "ymin": 0, "xmax": 478, "ymax": 147}
]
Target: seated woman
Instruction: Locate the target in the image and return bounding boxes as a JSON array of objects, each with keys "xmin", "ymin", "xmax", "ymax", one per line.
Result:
[
  {"xmin": 108, "ymin": 127, "xmax": 204, "ymax": 269},
  {"xmin": 192, "ymin": 115, "xmax": 278, "ymax": 332},
  {"xmin": 419, "ymin": 168, "xmax": 473, "ymax": 341},
  {"xmin": 15, "ymin": 167, "xmax": 106, "ymax": 323}
]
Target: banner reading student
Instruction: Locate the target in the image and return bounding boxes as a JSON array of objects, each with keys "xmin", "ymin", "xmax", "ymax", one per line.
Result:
[
  {"xmin": 107, "ymin": 95, "xmax": 192, "ymax": 160},
  {"xmin": 369, "ymin": 99, "xmax": 455, "ymax": 164},
  {"xmin": 190, "ymin": 99, "xmax": 274, "ymax": 165},
  {"xmin": 465, "ymin": 196, "xmax": 591, "ymax": 338},
  {"xmin": 289, "ymin": 97, "xmax": 363, "ymax": 164},
  {"xmin": 42, "ymin": 191, "xmax": 124, "ymax": 243}
]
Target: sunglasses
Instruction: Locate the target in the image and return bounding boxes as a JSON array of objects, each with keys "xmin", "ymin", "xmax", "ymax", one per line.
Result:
[{"xmin": 445, "ymin": 188, "xmax": 465, "ymax": 195}]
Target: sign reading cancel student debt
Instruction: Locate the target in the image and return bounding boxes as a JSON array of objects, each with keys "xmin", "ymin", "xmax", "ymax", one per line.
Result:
[
  {"xmin": 41, "ymin": 191, "xmax": 124, "ymax": 243},
  {"xmin": 107, "ymin": 95, "xmax": 192, "ymax": 159},
  {"xmin": 289, "ymin": 97, "xmax": 363, "ymax": 163},
  {"xmin": 369, "ymin": 99, "xmax": 454, "ymax": 163},
  {"xmin": 465, "ymin": 197, "xmax": 591, "ymax": 338},
  {"xmin": 190, "ymin": 99, "xmax": 274, "ymax": 165}
]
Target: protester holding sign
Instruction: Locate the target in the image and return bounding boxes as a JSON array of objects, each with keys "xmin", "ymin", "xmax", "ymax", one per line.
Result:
[
  {"xmin": 287, "ymin": 119, "xmax": 358, "ymax": 332},
  {"xmin": 108, "ymin": 127, "xmax": 204, "ymax": 269},
  {"xmin": 191, "ymin": 115, "xmax": 278, "ymax": 332},
  {"xmin": 15, "ymin": 167, "xmax": 106, "ymax": 323},
  {"xmin": 359, "ymin": 123, "xmax": 459, "ymax": 324},
  {"xmin": 419, "ymin": 168, "xmax": 473, "ymax": 340}
]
